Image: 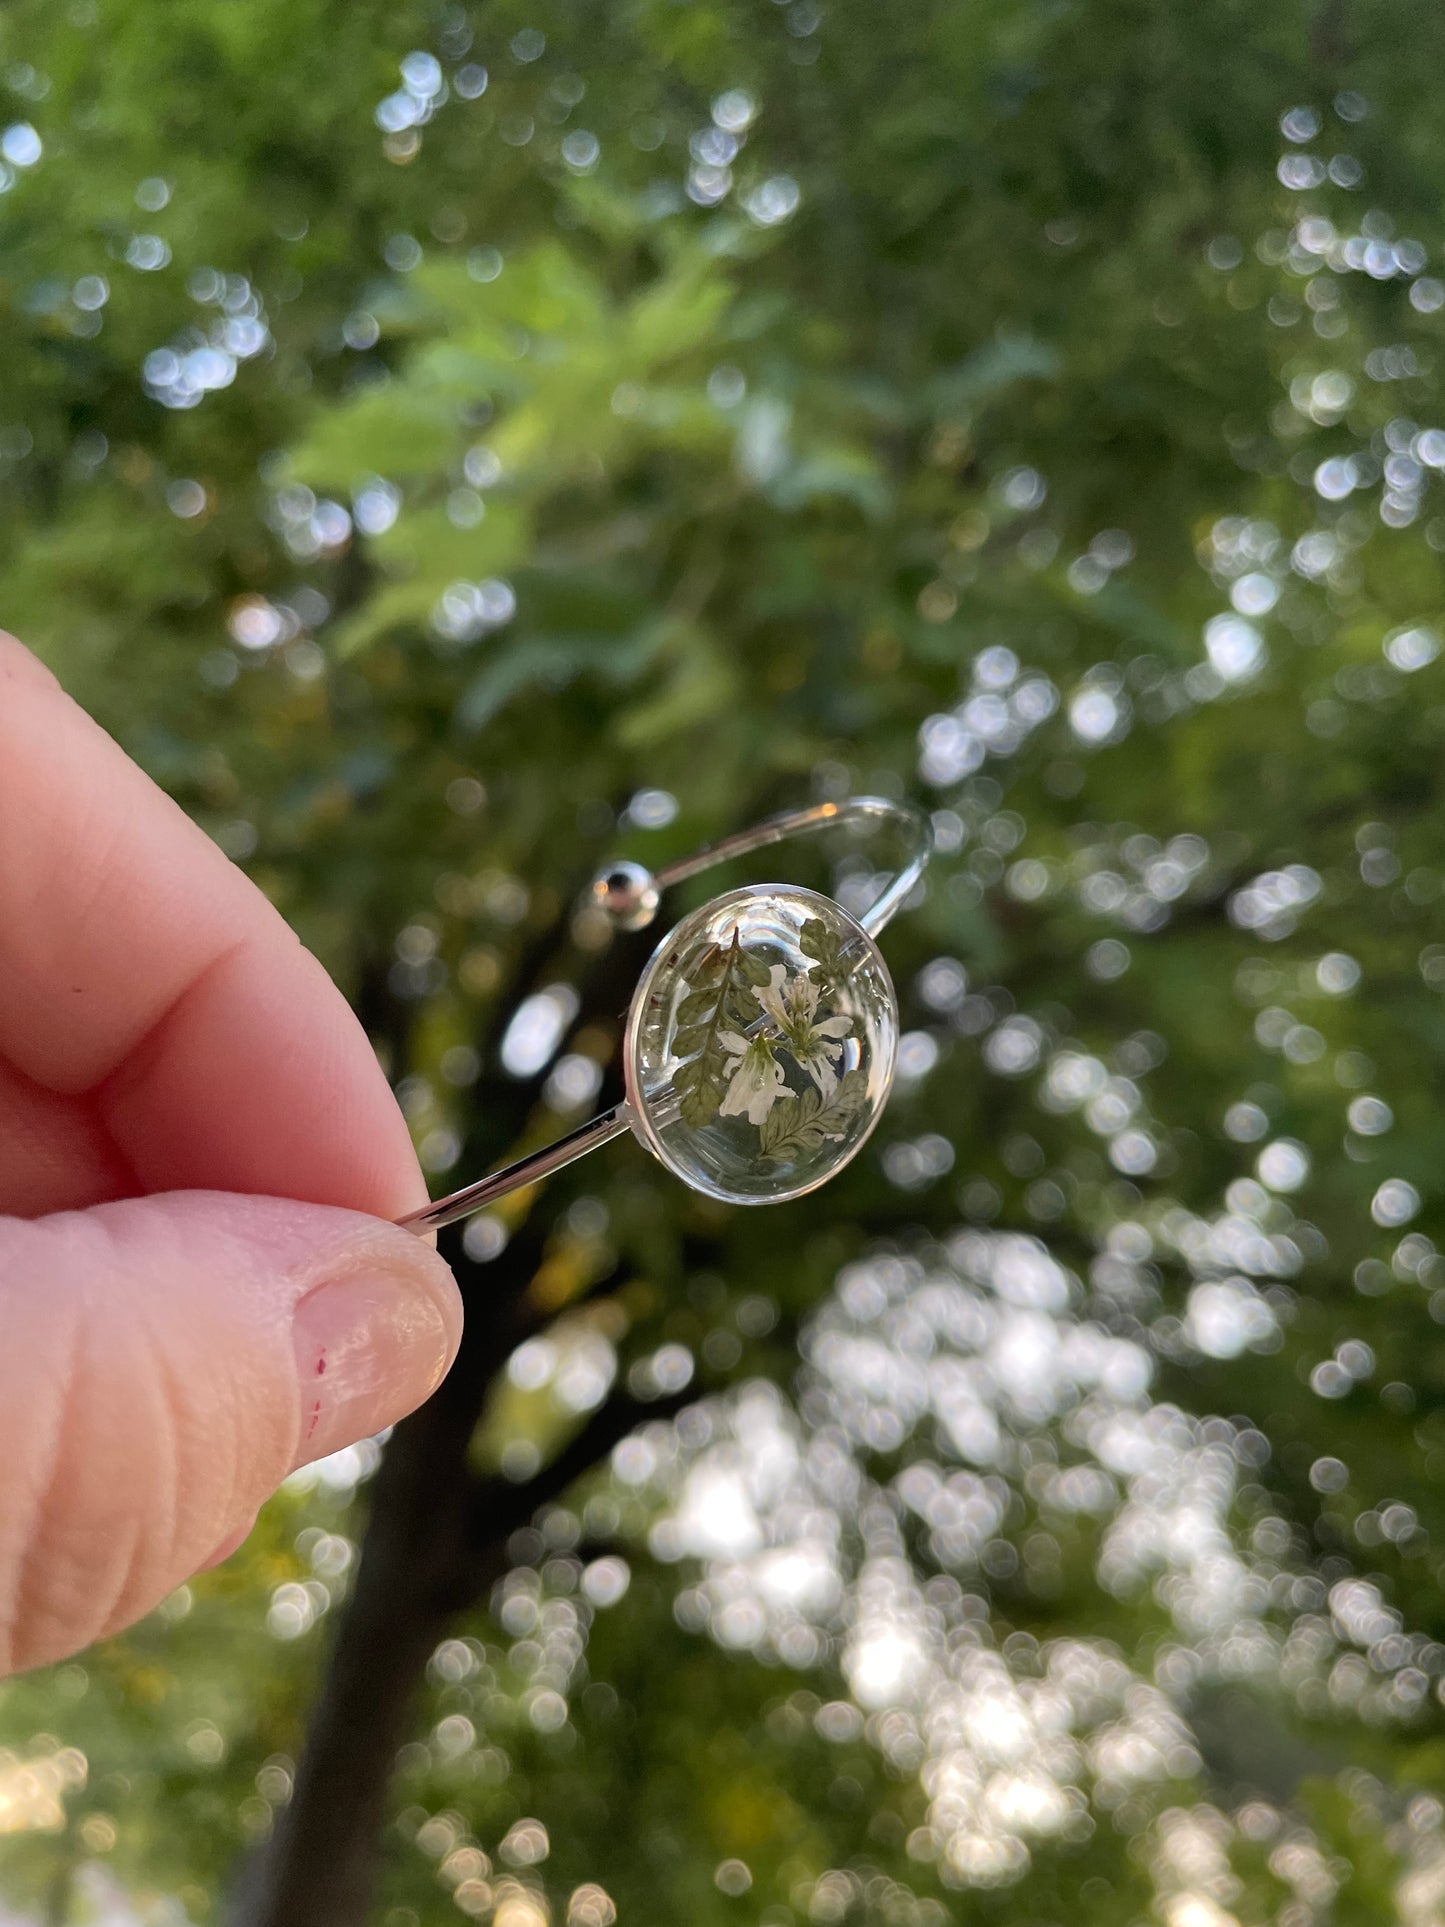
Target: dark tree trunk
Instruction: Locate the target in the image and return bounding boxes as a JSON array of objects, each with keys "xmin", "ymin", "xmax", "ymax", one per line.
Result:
[
  {"xmin": 234, "ymin": 1253, "xmax": 687, "ymax": 1927},
  {"xmin": 233, "ymin": 1265, "xmax": 504, "ymax": 1927},
  {"xmin": 234, "ymin": 895, "xmax": 661, "ymax": 1927}
]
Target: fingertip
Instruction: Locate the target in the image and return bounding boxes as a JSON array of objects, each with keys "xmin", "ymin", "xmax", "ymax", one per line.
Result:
[
  {"xmin": 198, "ymin": 1516, "xmax": 256, "ymax": 1572},
  {"xmin": 0, "ymin": 1193, "xmax": 462, "ymax": 1673},
  {"xmin": 0, "ymin": 629, "xmax": 61, "ymax": 694}
]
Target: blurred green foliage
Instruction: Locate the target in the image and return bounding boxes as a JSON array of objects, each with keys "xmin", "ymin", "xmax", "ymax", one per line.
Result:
[{"xmin": 9, "ymin": 0, "xmax": 1445, "ymax": 1922}]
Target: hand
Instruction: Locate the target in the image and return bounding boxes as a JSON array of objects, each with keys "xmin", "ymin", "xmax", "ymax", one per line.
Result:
[{"xmin": 0, "ymin": 632, "xmax": 462, "ymax": 1675}]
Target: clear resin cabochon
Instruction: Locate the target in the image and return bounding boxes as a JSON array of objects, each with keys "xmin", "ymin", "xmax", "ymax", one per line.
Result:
[{"xmin": 625, "ymin": 885, "xmax": 898, "ymax": 1204}]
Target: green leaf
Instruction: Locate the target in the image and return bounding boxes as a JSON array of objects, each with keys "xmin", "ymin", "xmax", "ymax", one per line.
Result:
[
  {"xmin": 327, "ymin": 581, "xmax": 432, "ymax": 660},
  {"xmin": 289, "ymin": 387, "xmax": 459, "ymax": 487},
  {"xmin": 614, "ymin": 632, "xmax": 739, "ymax": 749},
  {"xmin": 799, "ymin": 917, "xmax": 847, "ymax": 993},
  {"xmin": 927, "ymin": 331, "xmax": 1061, "ymax": 415},
  {"xmin": 671, "ymin": 930, "xmax": 755, "ymax": 1127},
  {"xmin": 768, "ymin": 446, "xmax": 893, "ymax": 520},
  {"xmin": 457, "ymin": 640, "xmax": 602, "ymax": 732},
  {"xmin": 738, "ymin": 950, "xmax": 773, "ymax": 989},
  {"xmin": 367, "ymin": 498, "xmax": 528, "ymax": 583},
  {"xmin": 758, "ymin": 1069, "xmax": 869, "ymax": 1162},
  {"xmin": 457, "ymin": 624, "xmax": 672, "ymax": 731},
  {"xmin": 626, "ymin": 255, "xmax": 731, "ymax": 367},
  {"xmin": 674, "ymin": 987, "xmax": 720, "ymax": 1027}
]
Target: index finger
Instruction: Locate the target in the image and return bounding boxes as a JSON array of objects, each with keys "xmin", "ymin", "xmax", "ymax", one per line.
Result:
[{"xmin": 0, "ymin": 632, "xmax": 426, "ymax": 1220}]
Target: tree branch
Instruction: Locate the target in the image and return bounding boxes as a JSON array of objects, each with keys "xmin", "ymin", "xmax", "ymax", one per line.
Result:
[{"xmin": 462, "ymin": 1387, "xmax": 695, "ymax": 1577}]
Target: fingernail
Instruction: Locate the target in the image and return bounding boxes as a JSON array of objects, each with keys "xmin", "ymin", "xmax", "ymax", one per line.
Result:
[{"xmin": 291, "ymin": 1250, "xmax": 458, "ymax": 1469}]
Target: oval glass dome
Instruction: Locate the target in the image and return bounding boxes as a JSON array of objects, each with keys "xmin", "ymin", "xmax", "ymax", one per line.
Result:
[{"xmin": 625, "ymin": 884, "xmax": 898, "ymax": 1204}]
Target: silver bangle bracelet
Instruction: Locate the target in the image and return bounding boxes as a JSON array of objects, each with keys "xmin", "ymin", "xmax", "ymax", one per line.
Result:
[{"xmin": 399, "ymin": 797, "xmax": 932, "ymax": 1234}]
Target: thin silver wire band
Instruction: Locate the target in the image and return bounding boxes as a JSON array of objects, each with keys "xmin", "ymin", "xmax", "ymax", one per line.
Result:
[
  {"xmin": 399, "ymin": 797, "xmax": 930, "ymax": 1234},
  {"xmin": 647, "ymin": 797, "xmax": 929, "ymax": 940}
]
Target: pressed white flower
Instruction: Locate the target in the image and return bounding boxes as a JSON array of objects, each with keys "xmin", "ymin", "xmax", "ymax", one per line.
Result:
[
  {"xmin": 717, "ymin": 1030, "xmax": 788, "ymax": 1123},
  {"xmin": 752, "ymin": 964, "xmax": 853, "ymax": 1097}
]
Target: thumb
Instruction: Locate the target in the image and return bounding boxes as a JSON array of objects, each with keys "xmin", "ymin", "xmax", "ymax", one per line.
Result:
[{"xmin": 0, "ymin": 1190, "xmax": 462, "ymax": 1675}]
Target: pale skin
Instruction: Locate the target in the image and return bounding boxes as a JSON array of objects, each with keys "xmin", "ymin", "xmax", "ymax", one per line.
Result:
[{"xmin": 0, "ymin": 631, "xmax": 463, "ymax": 1677}]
